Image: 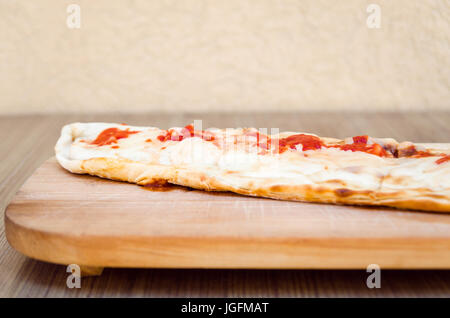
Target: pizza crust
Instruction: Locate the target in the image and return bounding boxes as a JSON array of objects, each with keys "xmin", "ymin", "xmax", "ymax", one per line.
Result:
[{"xmin": 55, "ymin": 123, "xmax": 450, "ymax": 213}]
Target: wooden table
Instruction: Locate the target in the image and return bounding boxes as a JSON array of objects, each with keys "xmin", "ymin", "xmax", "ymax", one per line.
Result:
[{"xmin": 1, "ymin": 112, "xmax": 450, "ymax": 297}]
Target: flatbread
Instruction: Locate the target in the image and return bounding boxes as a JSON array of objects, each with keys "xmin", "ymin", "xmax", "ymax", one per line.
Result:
[{"xmin": 55, "ymin": 122, "xmax": 450, "ymax": 212}]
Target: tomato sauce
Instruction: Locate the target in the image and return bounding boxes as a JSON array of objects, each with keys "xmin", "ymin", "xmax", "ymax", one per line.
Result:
[
  {"xmin": 436, "ymin": 155, "xmax": 450, "ymax": 165},
  {"xmin": 336, "ymin": 143, "xmax": 387, "ymax": 157},
  {"xmin": 276, "ymin": 134, "xmax": 387, "ymax": 157},
  {"xmin": 278, "ymin": 134, "xmax": 324, "ymax": 152},
  {"xmin": 91, "ymin": 125, "xmax": 445, "ymax": 163},
  {"xmin": 90, "ymin": 128, "xmax": 139, "ymax": 146},
  {"xmin": 352, "ymin": 135, "xmax": 368, "ymax": 144},
  {"xmin": 142, "ymin": 180, "xmax": 174, "ymax": 191}
]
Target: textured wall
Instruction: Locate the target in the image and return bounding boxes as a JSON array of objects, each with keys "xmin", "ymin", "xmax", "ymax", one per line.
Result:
[{"xmin": 0, "ymin": 0, "xmax": 449, "ymax": 114}]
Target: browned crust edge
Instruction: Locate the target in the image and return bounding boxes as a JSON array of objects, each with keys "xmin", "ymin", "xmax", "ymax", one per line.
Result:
[{"xmin": 79, "ymin": 157, "xmax": 450, "ymax": 213}]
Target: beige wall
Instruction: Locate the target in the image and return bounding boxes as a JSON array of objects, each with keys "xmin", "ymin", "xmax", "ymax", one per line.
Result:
[{"xmin": 0, "ymin": 0, "xmax": 449, "ymax": 114}]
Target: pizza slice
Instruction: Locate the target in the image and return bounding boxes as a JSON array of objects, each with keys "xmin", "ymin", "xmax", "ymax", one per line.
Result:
[{"xmin": 55, "ymin": 122, "xmax": 450, "ymax": 212}]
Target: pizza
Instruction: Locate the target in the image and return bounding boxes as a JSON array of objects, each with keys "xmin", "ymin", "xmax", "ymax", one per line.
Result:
[{"xmin": 55, "ymin": 122, "xmax": 450, "ymax": 213}]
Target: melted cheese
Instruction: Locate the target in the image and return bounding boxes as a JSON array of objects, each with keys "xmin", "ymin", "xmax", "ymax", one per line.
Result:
[{"xmin": 56, "ymin": 122, "xmax": 450, "ymax": 198}]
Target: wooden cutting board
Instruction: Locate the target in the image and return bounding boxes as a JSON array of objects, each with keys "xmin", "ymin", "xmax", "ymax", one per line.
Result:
[{"xmin": 5, "ymin": 157, "xmax": 450, "ymax": 271}]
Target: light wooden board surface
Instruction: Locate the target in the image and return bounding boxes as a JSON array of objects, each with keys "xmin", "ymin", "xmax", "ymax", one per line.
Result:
[
  {"xmin": 6, "ymin": 157, "xmax": 450, "ymax": 270},
  {"xmin": 1, "ymin": 113, "xmax": 450, "ymax": 297}
]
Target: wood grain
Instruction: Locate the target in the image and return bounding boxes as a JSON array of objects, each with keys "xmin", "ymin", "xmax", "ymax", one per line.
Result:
[
  {"xmin": 6, "ymin": 157, "xmax": 450, "ymax": 270},
  {"xmin": 1, "ymin": 113, "xmax": 450, "ymax": 297}
]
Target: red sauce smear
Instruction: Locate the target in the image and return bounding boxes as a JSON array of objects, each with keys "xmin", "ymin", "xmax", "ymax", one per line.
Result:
[
  {"xmin": 352, "ymin": 135, "xmax": 368, "ymax": 144},
  {"xmin": 157, "ymin": 124, "xmax": 215, "ymax": 143},
  {"xmin": 91, "ymin": 127, "xmax": 139, "ymax": 146},
  {"xmin": 397, "ymin": 145, "xmax": 436, "ymax": 159},
  {"xmin": 153, "ymin": 124, "xmax": 446, "ymax": 161},
  {"xmin": 142, "ymin": 180, "xmax": 174, "ymax": 192},
  {"xmin": 275, "ymin": 134, "xmax": 387, "ymax": 157},
  {"xmin": 335, "ymin": 135, "xmax": 387, "ymax": 157},
  {"xmin": 436, "ymin": 155, "xmax": 450, "ymax": 165},
  {"xmin": 412, "ymin": 151, "xmax": 435, "ymax": 158},
  {"xmin": 337, "ymin": 143, "xmax": 387, "ymax": 157},
  {"xmin": 278, "ymin": 134, "xmax": 324, "ymax": 153},
  {"xmin": 397, "ymin": 146, "xmax": 448, "ymax": 163}
]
